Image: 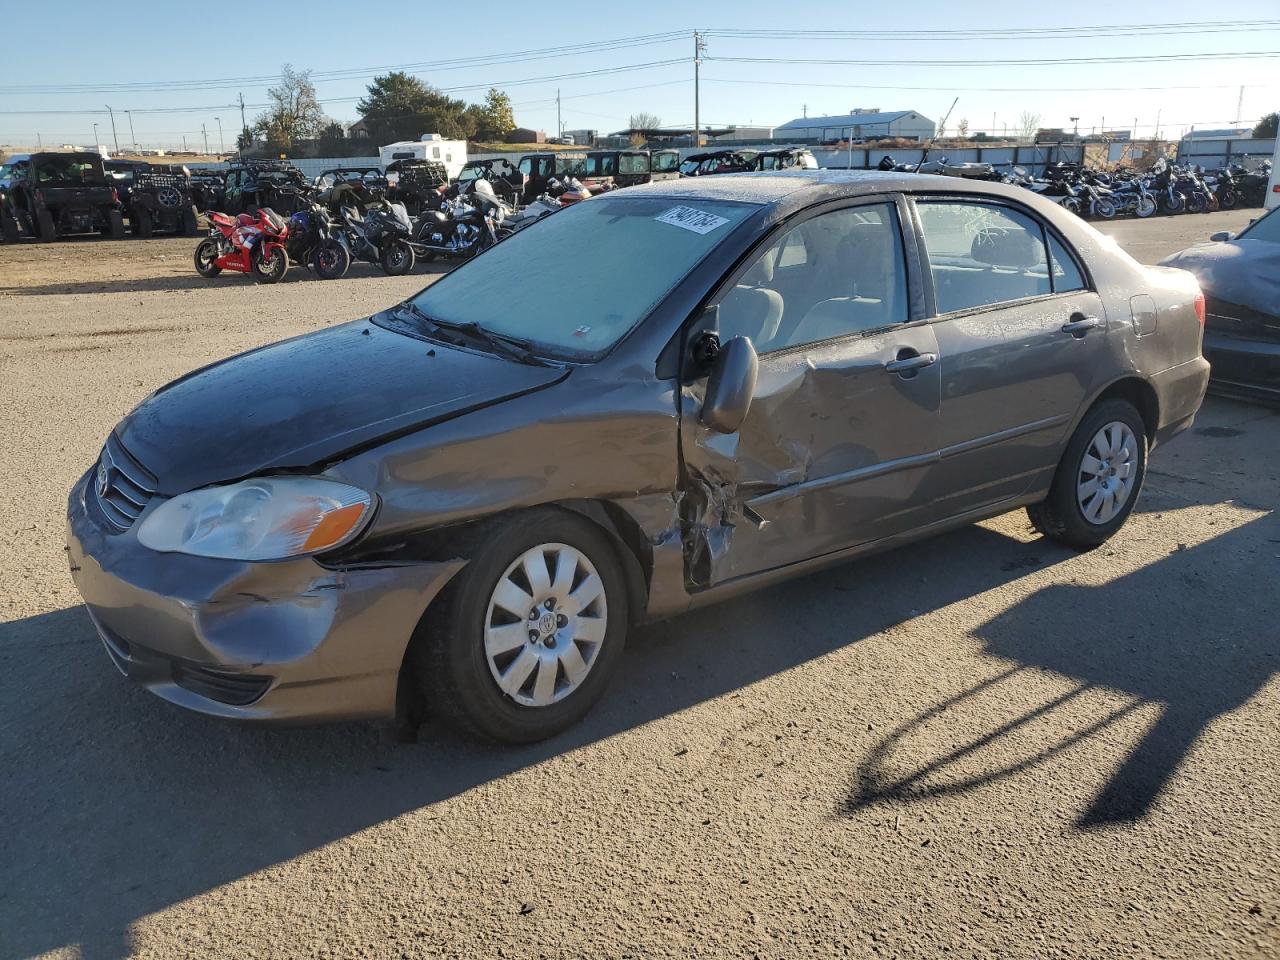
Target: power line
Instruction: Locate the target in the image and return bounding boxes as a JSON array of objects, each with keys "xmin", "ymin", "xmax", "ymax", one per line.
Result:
[
  {"xmin": 707, "ymin": 50, "xmax": 1280, "ymax": 67},
  {"xmin": 705, "ymin": 19, "xmax": 1280, "ymax": 40},
  {"xmin": 701, "ymin": 77, "xmax": 1278, "ymax": 94}
]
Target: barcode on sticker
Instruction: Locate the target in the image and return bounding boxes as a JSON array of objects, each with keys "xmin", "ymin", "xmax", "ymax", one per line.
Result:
[{"xmin": 655, "ymin": 206, "xmax": 730, "ymax": 235}]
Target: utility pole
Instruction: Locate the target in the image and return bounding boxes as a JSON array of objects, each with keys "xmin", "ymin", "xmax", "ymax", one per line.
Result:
[
  {"xmin": 202, "ymin": 123, "xmax": 208, "ymax": 155},
  {"xmin": 1154, "ymin": 108, "xmax": 1162, "ymax": 140},
  {"xmin": 215, "ymin": 116, "xmax": 224, "ymax": 154},
  {"xmin": 238, "ymin": 93, "xmax": 248, "ymax": 157},
  {"xmin": 1234, "ymin": 85, "xmax": 1244, "ymax": 125},
  {"xmin": 182, "ymin": 135, "xmax": 187, "ymax": 151},
  {"xmin": 1069, "ymin": 116, "xmax": 1079, "ymax": 138},
  {"xmin": 556, "ymin": 88, "xmax": 561, "ymax": 139},
  {"xmin": 693, "ymin": 30, "xmax": 706, "ymax": 147},
  {"xmin": 93, "ymin": 122, "xmax": 99, "ymax": 149},
  {"xmin": 105, "ymin": 104, "xmax": 120, "ymax": 154},
  {"xmin": 126, "ymin": 110, "xmax": 137, "ymax": 154}
]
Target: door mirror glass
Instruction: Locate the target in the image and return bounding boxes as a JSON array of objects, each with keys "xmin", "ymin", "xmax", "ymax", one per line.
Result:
[
  {"xmin": 700, "ymin": 336, "xmax": 759, "ymax": 434},
  {"xmin": 1209, "ymin": 231, "xmax": 1232, "ymax": 242}
]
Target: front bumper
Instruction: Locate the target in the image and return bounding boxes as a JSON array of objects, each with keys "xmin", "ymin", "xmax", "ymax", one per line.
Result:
[
  {"xmin": 1203, "ymin": 331, "xmax": 1280, "ymax": 406},
  {"xmin": 66, "ymin": 469, "xmax": 464, "ymax": 723}
]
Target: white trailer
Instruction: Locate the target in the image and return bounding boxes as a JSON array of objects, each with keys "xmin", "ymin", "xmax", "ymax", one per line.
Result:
[
  {"xmin": 379, "ymin": 135, "xmax": 468, "ymax": 179},
  {"xmin": 1266, "ymin": 131, "xmax": 1280, "ymax": 211}
]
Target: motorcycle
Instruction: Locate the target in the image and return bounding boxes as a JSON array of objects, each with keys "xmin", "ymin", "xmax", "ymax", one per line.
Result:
[
  {"xmin": 339, "ymin": 201, "xmax": 416, "ymax": 275},
  {"xmin": 194, "ymin": 208, "xmax": 289, "ymax": 283},
  {"xmin": 285, "ymin": 197, "xmax": 350, "ymax": 280},
  {"xmin": 412, "ymin": 184, "xmax": 508, "ymax": 261}
]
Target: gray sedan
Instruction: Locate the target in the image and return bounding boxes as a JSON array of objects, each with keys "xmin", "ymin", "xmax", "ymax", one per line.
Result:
[{"xmin": 67, "ymin": 171, "xmax": 1209, "ymax": 743}]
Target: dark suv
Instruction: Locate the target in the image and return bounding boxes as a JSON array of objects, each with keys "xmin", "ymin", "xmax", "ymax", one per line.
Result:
[
  {"xmin": 106, "ymin": 161, "xmax": 200, "ymax": 237},
  {"xmin": 1, "ymin": 152, "xmax": 124, "ymax": 242}
]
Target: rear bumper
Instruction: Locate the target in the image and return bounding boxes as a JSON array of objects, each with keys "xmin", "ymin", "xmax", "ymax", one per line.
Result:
[
  {"xmin": 1149, "ymin": 355, "xmax": 1211, "ymax": 448},
  {"xmin": 66, "ymin": 469, "xmax": 464, "ymax": 723},
  {"xmin": 1203, "ymin": 331, "xmax": 1280, "ymax": 406}
]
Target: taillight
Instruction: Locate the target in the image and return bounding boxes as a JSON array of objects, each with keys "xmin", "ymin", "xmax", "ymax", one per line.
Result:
[
  {"xmin": 111, "ymin": 187, "xmax": 119, "ymax": 203},
  {"xmin": 1194, "ymin": 291, "xmax": 1205, "ymax": 326}
]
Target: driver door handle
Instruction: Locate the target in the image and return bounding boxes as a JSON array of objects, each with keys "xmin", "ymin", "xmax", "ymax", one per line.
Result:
[
  {"xmin": 1061, "ymin": 315, "xmax": 1101, "ymax": 336},
  {"xmin": 884, "ymin": 351, "xmax": 937, "ymax": 374}
]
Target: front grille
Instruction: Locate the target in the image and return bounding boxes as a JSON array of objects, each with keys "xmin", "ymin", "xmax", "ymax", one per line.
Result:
[
  {"xmin": 95, "ymin": 433, "xmax": 157, "ymax": 531},
  {"xmin": 171, "ymin": 662, "xmax": 272, "ymax": 706}
]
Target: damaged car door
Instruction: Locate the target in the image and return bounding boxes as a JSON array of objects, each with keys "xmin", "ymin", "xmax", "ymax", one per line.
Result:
[{"xmin": 679, "ymin": 198, "xmax": 941, "ymax": 586}]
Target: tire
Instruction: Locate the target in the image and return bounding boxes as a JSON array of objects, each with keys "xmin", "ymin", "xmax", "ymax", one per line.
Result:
[
  {"xmin": 379, "ymin": 238, "xmax": 414, "ymax": 275},
  {"xmin": 1187, "ymin": 194, "xmax": 1207, "ymax": 215},
  {"xmin": 107, "ymin": 210, "xmax": 125, "ymax": 239},
  {"xmin": 181, "ymin": 205, "xmax": 200, "ymax": 236},
  {"xmin": 35, "ymin": 208, "xmax": 56, "ymax": 243},
  {"xmin": 193, "ymin": 238, "xmax": 221, "ymax": 277},
  {"xmin": 251, "ymin": 244, "xmax": 289, "ymax": 283},
  {"xmin": 1027, "ymin": 399, "xmax": 1147, "ymax": 550},
  {"xmin": 1165, "ymin": 194, "xmax": 1185, "ymax": 214},
  {"xmin": 0, "ymin": 209, "xmax": 17, "ymax": 243},
  {"xmin": 411, "ymin": 507, "xmax": 630, "ymax": 743},
  {"xmin": 1217, "ymin": 189, "xmax": 1238, "ymax": 211},
  {"xmin": 1134, "ymin": 196, "xmax": 1156, "ymax": 218},
  {"xmin": 1092, "ymin": 198, "xmax": 1117, "ymax": 220},
  {"xmin": 131, "ymin": 206, "xmax": 153, "ymax": 238},
  {"xmin": 311, "ymin": 240, "xmax": 350, "ymax": 280}
]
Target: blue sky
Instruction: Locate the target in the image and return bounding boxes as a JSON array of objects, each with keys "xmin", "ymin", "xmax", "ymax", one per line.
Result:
[{"xmin": 2, "ymin": 0, "xmax": 1278, "ymax": 150}]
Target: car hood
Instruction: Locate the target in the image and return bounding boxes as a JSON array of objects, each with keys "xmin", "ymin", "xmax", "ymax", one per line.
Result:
[
  {"xmin": 115, "ymin": 318, "xmax": 568, "ymax": 495},
  {"xmin": 1160, "ymin": 239, "xmax": 1280, "ymax": 319}
]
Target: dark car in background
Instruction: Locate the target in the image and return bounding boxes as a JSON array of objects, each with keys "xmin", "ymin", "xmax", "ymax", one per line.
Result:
[
  {"xmin": 1, "ymin": 152, "xmax": 123, "ymax": 242},
  {"xmin": 679, "ymin": 149, "xmax": 758, "ymax": 177},
  {"xmin": 67, "ymin": 171, "xmax": 1208, "ymax": 743},
  {"xmin": 1161, "ymin": 206, "xmax": 1280, "ymax": 404}
]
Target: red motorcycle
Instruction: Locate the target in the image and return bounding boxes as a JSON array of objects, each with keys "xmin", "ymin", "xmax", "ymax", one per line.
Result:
[{"xmin": 194, "ymin": 208, "xmax": 290, "ymax": 283}]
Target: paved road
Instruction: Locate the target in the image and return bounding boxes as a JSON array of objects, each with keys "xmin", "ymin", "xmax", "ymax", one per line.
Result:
[
  {"xmin": 1, "ymin": 218, "xmax": 1277, "ymax": 959},
  {"xmin": 1097, "ymin": 208, "xmax": 1258, "ymax": 265}
]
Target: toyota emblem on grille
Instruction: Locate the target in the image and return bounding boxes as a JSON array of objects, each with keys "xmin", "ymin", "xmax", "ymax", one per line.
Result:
[{"xmin": 96, "ymin": 457, "xmax": 112, "ymax": 498}]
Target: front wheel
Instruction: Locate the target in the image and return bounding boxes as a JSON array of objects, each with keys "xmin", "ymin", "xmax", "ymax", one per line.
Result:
[
  {"xmin": 35, "ymin": 208, "xmax": 56, "ymax": 243},
  {"xmin": 1092, "ymin": 198, "xmax": 1117, "ymax": 220},
  {"xmin": 1187, "ymin": 194, "xmax": 1208, "ymax": 214},
  {"xmin": 1134, "ymin": 195, "xmax": 1156, "ymax": 218},
  {"xmin": 1165, "ymin": 193, "xmax": 1185, "ymax": 214},
  {"xmin": 251, "ymin": 244, "xmax": 289, "ymax": 283},
  {"xmin": 411, "ymin": 508, "xmax": 629, "ymax": 743},
  {"xmin": 311, "ymin": 240, "xmax": 350, "ymax": 280},
  {"xmin": 1217, "ymin": 189, "xmax": 1238, "ymax": 210},
  {"xmin": 379, "ymin": 238, "xmax": 414, "ymax": 275},
  {"xmin": 131, "ymin": 206, "xmax": 153, "ymax": 238},
  {"xmin": 1028, "ymin": 399, "xmax": 1147, "ymax": 550},
  {"xmin": 0, "ymin": 208, "xmax": 18, "ymax": 243},
  {"xmin": 193, "ymin": 238, "xmax": 222, "ymax": 277}
]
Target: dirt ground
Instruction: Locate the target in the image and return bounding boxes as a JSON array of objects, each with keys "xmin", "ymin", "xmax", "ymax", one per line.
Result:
[{"xmin": 1, "ymin": 208, "xmax": 1277, "ymax": 960}]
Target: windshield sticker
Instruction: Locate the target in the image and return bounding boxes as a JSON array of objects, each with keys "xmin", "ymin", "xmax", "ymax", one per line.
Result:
[
  {"xmin": 655, "ymin": 206, "xmax": 731, "ymax": 235},
  {"xmin": 573, "ymin": 324, "xmax": 592, "ymax": 337}
]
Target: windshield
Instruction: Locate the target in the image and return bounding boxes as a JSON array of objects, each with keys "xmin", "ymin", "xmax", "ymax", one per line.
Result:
[
  {"xmin": 619, "ymin": 154, "xmax": 649, "ymax": 174},
  {"xmin": 1238, "ymin": 207, "xmax": 1280, "ymax": 244},
  {"xmin": 405, "ymin": 194, "xmax": 756, "ymax": 359},
  {"xmin": 457, "ymin": 165, "xmax": 483, "ymax": 182},
  {"xmin": 585, "ymin": 155, "xmax": 617, "ymax": 177},
  {"xmin": 679, "ymin": 159, "xmax": 700, "ymax": 175},
  {"xmin": 36, "ymin": 155, "xmax": 105, "ymax": 185}
]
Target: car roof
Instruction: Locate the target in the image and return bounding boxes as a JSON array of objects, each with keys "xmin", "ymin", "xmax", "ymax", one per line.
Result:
[{"xmin": 621, "ymin": 168, "xmax": 1048, "ymax": 208}]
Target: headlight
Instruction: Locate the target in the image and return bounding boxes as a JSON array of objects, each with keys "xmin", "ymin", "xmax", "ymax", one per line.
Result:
[{"xmin": 136, "ymin": 477, "xmax": 373, "ymax": 561}]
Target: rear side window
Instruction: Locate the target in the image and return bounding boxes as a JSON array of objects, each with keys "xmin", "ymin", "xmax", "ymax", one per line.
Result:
[
  {"xmin": 917, "ymin": 201, "xmax": 1052, "ymax": 313},
  {"xmin": 1047, "ymin": 233, "xmax": 1085, "ymax": 292}
]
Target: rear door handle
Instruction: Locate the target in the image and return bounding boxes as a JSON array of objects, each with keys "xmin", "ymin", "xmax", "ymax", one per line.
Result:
[
  {"xmin": 884, "ymin": 352, "xmax": 937, "ymax": 374},
  {"xmin": 1061, "ymin": 315, "xmax": 1101, "ymax": 336}
]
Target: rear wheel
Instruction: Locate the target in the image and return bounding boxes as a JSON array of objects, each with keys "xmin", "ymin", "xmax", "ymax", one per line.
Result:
[
  {"xmin": 193, "ymin": 238, "xmax": 221, "ymax": 277},
  {"xmin": 107, "ymin": 210, "xmax": 125, "ymax": 239},
  {"xmin": 1028, "ymin": 399, "xmax": 1147, "ymax": 550},
  {"xmin": 0, "ymin": 208, "xmax": 17, "ymax": 243},
  {"xmin": 411, "ymin": 508, "xmax": 629, "ymax": 743},
  {"xmin": 181, "ymin": 205, "xmax": 200, "ymax": 236},
  {"xmin": 251, "ymin": 244, "xmax": 288, "ymax": 283},
  {"xmin": 379, "ymin": 238, "xmax": 414, "ymax": 275},
  {"xmin": 311, "ymin": 240, "xmax": 350, "ymax": 280},
  {"xmin": 35, "ymin": 208, "xmax": 56, "ymax": 243},
  {"xmin": 1187, "ymin": 193, "xmax": 1207, "ymax": 214},
  {"xmin": 131, "ymin": 206, "xmax": 153, "ymax": 238}
]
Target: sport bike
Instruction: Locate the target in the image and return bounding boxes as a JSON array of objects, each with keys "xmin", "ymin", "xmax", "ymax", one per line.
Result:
[{"xmin": 194, "ymin": 208, "xmax": 289, "ymax": 283}]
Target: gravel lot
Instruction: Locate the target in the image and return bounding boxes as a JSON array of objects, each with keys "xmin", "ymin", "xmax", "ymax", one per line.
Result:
[{"xmin": 1, "ymin": 208, "xmax": 1277, "ymax": 960}]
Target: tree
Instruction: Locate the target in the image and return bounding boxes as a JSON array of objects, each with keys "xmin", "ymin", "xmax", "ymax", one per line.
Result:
[
  {"xmin": 254, "ymin": 64, "xmax": 325, "ymax": 150},
  {"xmin": 236, "ymin": 128, "xmax": 255, "ymax": 151},
  {"xmin": 956, "ymin": 117, "xmax": 970, "ymax": 138},
  {"xmin": 1254, "ymin": 112, "xmax": 1279, "ymax": 138},
  {"xmin": 356, "ymin": 71, "xmax": 472, "ymax": 142},
  {"xmin": 469, "ymin": 88, "xmax": 515, "ymax": 142},
  {"xmin": 1017, "ymin": 111, "xmax": 1042, "ymax": 140},
  {"xmin": 629, "ymin": 112, "xmax": 662, "ymax": 131}
]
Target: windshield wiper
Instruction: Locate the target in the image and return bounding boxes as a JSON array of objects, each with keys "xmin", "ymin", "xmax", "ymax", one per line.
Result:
[{"xmin": 393, "ymin": 302, "xmax": 550, "ymax": 366}]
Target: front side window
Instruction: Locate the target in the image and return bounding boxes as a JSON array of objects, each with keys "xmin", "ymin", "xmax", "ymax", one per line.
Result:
[
  {"xmin": 619, "ymin": 154, "xmax": 648, "ymax": 174},
  {"xmin": 405, "ymin": 194, "xmax": 756, "ymax": 359},
  {"xmin": 717, "ymin": 202, "xmax": 910, "ymax": 352},
  {"xmin": 916, "ymin": 201, "xmax": 1054, "ymax": 313}
]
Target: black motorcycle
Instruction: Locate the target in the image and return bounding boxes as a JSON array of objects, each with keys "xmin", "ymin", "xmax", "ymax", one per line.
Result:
[
  {"xmin": 285, "ymin": 197, "xmax": 350, "ymax": 280},
  {"xmin": 411, "ymin": 193, "xmax": 505, "ymax": 262},
  {"xmin": 339, "ymin": 202, "xmax": 415, "ymax": 275}
]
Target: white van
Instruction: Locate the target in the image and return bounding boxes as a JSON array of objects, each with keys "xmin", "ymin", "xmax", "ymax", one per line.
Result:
[{"xmin": 379, "ymin": 135, "xmax": 468, "ymax": 179}]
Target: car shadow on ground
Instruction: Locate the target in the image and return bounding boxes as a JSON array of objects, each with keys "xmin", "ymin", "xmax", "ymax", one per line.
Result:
[
  {"xmin": 846, "ymin": 510, "xmax": 1279, "ymax": 827},
  {"xmin": 0, "ymin": 262, "xmax": 452, "ymax": 297},
  {"xmin": 2, "ymin": 493, "xmax": 1273, "ymax": 958}
]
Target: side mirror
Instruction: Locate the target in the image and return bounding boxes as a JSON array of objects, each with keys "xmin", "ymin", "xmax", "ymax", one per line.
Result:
[
  {"xmin": 700, "ymin": 335, "xmax": 758, "ymax": 434},
  {"xmin": 1209, "ymin": 231, "xmax": 1233, "ymax": 242}
]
